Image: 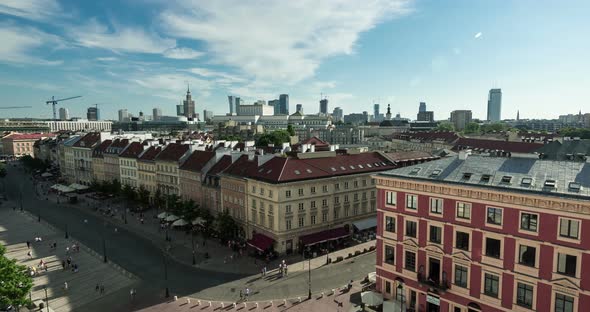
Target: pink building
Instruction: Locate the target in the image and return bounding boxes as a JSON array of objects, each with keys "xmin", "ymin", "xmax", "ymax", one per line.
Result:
[{"xmin": 374, "ymin": 151, "xmax": 590, "ymax": 312}]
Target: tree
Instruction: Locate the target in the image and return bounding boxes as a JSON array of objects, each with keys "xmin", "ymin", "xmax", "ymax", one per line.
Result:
[
  {"xmin": 256, "ymin": 130, "xmax": 291, "ymax": 147},
  {"xmin": 19, "ymin": 155, "xmax": 47, "ymax": 171},
  {"xmin": 154, "ymin": 189, "xmax": 164, "ymax": 211},
  {"xmin": 110, "ymin": 179, "xmax": 121, "ymax": 195},
  {"xmin": 463, "ymin": 122, "xmax": 480, "ymax": 134},
  {"xmin": 286, "ymin": 124, "xmax": 295, "ymax": 136},
  {"xmin": 436, "ymin": 121, "xmax": 455, "ymax": 131},
  {"xmin": 0, "ymin": 162, "xmax": 6, "ymax": 178},
  {"xmin": 137, "ymin": 185, "xmax": 150, "ymax": 207},
  {"xmin": 122, "ymin": 184, "xmax": 136, "ymax": 202},
  {"xmin": 216, "ymin": 210, "xmax": 239, "ymax": 243},
  {"xmin": 179, "ymin": 200, "xmax": 199, "ymax": 223},
  {"xmin": 0, "ymin": 245, "xmax": 33, "ymax": 308},
  {"xmin": 480, "ymin": 122, "xmax": 507, "ymax": 133}
]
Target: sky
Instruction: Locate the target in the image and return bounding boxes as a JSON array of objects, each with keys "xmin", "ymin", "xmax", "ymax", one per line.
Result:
[{"xmin": 0, "ymin": 0, "xmax": 589, "ymax": 121}]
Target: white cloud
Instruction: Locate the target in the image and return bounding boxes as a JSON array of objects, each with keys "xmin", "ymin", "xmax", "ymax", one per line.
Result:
[
  {"xmin": 0, "ymin": 0, "xmax": 62, "ymax": 21},
  {"xmin": 474, "ymin": 32, "xmax": 482, "ymax": 39},
  {"xmin": 0, "ymin": 23, "xmax": 63, "ymax": 65},
  {"xmin": 163, "ymin": 47, "xmax": 203, "ymax": 59},
  {"xmin": 132, "ymin": 73, "xmax": 212, "ymax": 100},
  {"xmin": 96, "ymin": 57, "xmax": 118, "ymax": 62},
  {"xmin": 159, "ymin": 0, "xmax": 412, "ymax": 84},
  {"xmin": 70, "ymin": 19, "xmax": 176, "ymax": 54}
]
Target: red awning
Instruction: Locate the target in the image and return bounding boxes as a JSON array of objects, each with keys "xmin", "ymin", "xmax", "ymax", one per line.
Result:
[
  {"xmin": 247, "ymin": 233, "xmax": 275, "ymax": 252},
  {"xmin": 299, "ymin": 227, "xmax": 350, "ymax": 246}
]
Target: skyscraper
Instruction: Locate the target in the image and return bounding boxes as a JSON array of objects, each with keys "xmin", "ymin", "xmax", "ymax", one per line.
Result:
[
  {"xmin": 374, "ymin": 104, "xmax": 380, "ymax": 118},
  {"xmin": 278, "ymin": 94, "xmax": 289, "ymax": 115},
  {"xmin": 152, "ymin": 108, "xmax": 161, "ymax": 121},
  {"xmin": 487, "ymin": 88, "xmax": 502, "ymax": 122},
  {"xmin": 228, "ymin": 95, "xmax": 240, "ymax": 115},
  {"xmin": 118, "ymin": 109, "xmax": 129, "ymax": 122},
  {"xmin": 183, "ymin": 86, "xmax": 196, "ymax": 118},
  {"xmin": 332, "ymin": 107, "xmax": 343, "ymax": 122},
  {"xmin": 58, "ymin": 107, "xmax": 69, "ymax": 120},
  {"xmin": 176, "ymin": 103, "xmax": 184, "ymax": 116},
  {"xmin": 419, "ymin": 102, "xmax": 427, "ymax": 113},
  {"xmin": 320, "ymin": 98, "xmax": 329, "ymax": 115},
  {"xmin": 269, "ymin": 99, "xmax": 280, "ymax": 115},
  {"xmin": 203, "ymin": 110, "xmax": 213, "ymax": 122},
  {"xmin": 296, "ymin": 104, "xmax": 303, "ymax": 114},
  {"xmin": 87, "ymin": 107, "xmax": 100, "ymax": 121},
  {"xmin": 450, "ymin": 110, "xmax": 473, "ymax": 130}
]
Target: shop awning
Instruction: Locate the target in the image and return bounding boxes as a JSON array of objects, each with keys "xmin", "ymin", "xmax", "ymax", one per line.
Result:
[
  {"xmin": 247, "ymin": 233, "xmax": 275, "ymax": 252},
  {"xmin": 68, "ymin": 183, "xmax": 89, "ymax": 191},
  {"xmin": 299, "ymin": 227, "xmax": 349, "ymax": 246},
  {"xmin": 353, "ymin": 217, "xmax": 377, "ymax": 231},
  {"xmin": 51, "ymin": 184, "xmax": 75, "ymax": 193}
]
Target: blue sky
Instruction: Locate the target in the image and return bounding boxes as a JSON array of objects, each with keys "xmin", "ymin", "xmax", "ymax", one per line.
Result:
[{"xmin": 0, "ymin": 0, "xmax": 588, "ymax": 120}]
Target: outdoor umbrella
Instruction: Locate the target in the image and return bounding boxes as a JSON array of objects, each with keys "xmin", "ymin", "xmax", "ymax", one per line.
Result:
[
  {"xmin": 172, "ymin": 219, "xmax": 189, "ymax": 227},
  {"xmin": 192, "ymin": 217, "xmax": 205, "ymax": 225},
  {"xmin": 368, "ymin": 272, "xmax": 377, "ymax": 283},
  {"xmin": 361, "ymin": 291, "xmax": 383, "ymax": 307},
  {"xmin": 157, "ymin": 212, "xmax": 168, "ymax": 219},
  {"xmin": 165, "ymin": 214, "xmax": 179, "ymax": 222}
]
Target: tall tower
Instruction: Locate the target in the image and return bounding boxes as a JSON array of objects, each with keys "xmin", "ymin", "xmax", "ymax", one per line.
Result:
[
  {"xmin": 279, "ymin": 94, "xmax": 289, "ymax": 115},
  {"xmin": 183, "ymin": 85, "xmax": 196, "ymax": 118},
  {"xmin": 374, "ymin": 104, "xmax": 380, "ymax": 118},
  {"xmin": 87, "ymin": 107, "xmax": 99, "ymax": 121},
  {"xmin": 58, "ymin": 107, "xmax": 69, "ymax": 120},
  {"xmin": 386, "ymin": 104, "xmax": 392, "ymax": 120},
  {"xmin": 320, "ymin": 98, "xmax": 328, "ymax": 115},
  {"xmin": 419, "ymin": 102, "xmax": 426, "ymax": 113},
  {"xmin": 487, "ymin": 88, "xmax": 502, "ymax": 122},
  {"xmin": 516, "ymin": 110, "xmax": 520, "ymax": 121},
  {"xmin": 296, "ymin": 104, "xmax": 303, "ymax": 114},
  {"xmin": 153, "ymin": 108, "xmax": 162, "ymax": 121}
]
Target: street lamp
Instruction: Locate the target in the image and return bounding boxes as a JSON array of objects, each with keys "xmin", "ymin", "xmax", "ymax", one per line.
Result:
[
  {"xmin": 102, "ymin": 237, "xmax": 107, "ymax": 263},
  {"xmin": 396, "ymin": 284, "xmax": 404, "ymax": 312},
  {"xmin": 44, "ymin": 286, "xmax": 49, "ymax": 312},
  {"xmin": 38, "ymin": 205, "xmax": 41, "ymax": 222},
  {"xmin": 191, "ymin": 232, "xmax": 196, "ymax": 265},
  {"xmin": 306, "ymin": 247, "xmax": 312, "ymax": 300},
  {"xmin": 65, "ymin": 224, "xmax": 69, "ymax": 239},
  {"xmin": 162, "ymin": 251, "xmax": 170, "ymax": 298},
  {"xmin": 124, "ymin": 208, "xmax": 128, "ymax": 224}
]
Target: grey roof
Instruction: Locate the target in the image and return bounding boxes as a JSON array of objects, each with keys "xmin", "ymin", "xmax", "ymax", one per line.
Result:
[
  {"xmin": 62, "ymin": 135, "xmax": 81, "ymax": 147},
  {"xmin": 535, "ymin": 140, "xmax": 590, "ymax": 160},
  {"xmin": 377, "ymin": 154, "xmax": 590, "ymax": 200}
]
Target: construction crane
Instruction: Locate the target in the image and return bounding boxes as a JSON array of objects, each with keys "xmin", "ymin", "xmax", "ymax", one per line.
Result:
[
  {"xmin": 0, "ymin": 106, "xmax": 33, "ymax": 109},
  {"xmin": 46, "ymin": 96, "xmax": 82, "ymax": 121}
]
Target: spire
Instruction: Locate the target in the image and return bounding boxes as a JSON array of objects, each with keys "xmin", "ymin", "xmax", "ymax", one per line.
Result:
[
  {"xmin": 517, "ymin": 110, "xmax": 520, "ymax": 121},
  {"xmin": 187, "ymin": 83, "xmax": 190, "ymax": 94}
]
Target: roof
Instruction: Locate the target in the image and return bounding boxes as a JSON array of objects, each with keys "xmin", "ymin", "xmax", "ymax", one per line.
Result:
[
  {"xmin": 73, "ymin": 132, "xmax": 101, "ymax": 148},
  {"xmin": 104, "ymin": 138, "xmax": 129, "ymax": 155},
  {"xmin": 384, "ymin": 151, "xmax": 438, "ymax": 162},
  {"xmin": 138, "ymin": 146, "xmax": 162, "ymax": 161},
  {"xmin": 223, "ymin": 155, "xmax": 260, "ymax": 178},
  {"xmin": 119, "ymin": 141, "xmax": 145, "ymax": 158},
  {"xmin": 4, "ymin": 133, "xmax": 55, "ymax": 140},
  {"xmin": 155, "ymin": 143, "xmax": 190, "ymax": 162},
  {"xmin": 93, "ymin": 139, "xmax": 112, "ymax": 157},
  {"xmin": 378, "ymin": 154, "xmax": 590, "ymax": 200},
  {"xmin": 535, "ymin": 140, "xmax": 590, "ymax": 161},
  {"xmin": 300, "ymin": 136, "xmax": 329, "ymax": 146},
  {"xmin": 63, "ymin": 135, "xmax": 82, "ymax": 147},
  {"xmin": 453, "ymin": 138, "xmax": 543, "ymax": 154},
  {"xmin": 179, "ymin": 150, "xmax": 216, "ymax": 172},
  {"xmin": 226, "ymin": 152, "xmax": 397, "ymax": 183},
  {"xmin": 206, "ymin": 155, "xmax": 233, "ymax": 176},
  {"xmin": 388, "ymin": 131, "xmax": 460, "ymax": 143}
]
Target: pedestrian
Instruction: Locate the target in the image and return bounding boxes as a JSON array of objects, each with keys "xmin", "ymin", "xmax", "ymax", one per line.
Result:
[
  {"xmin": 95, "ymin": 283, "xmax": 99, "ymax": 292},
  {"xmin": 100, "ymin": 284, "xmax": 105, "ymax": 295},
  {"xmin": 245, "ymin": 288, "xmax": 250, "ymax": 300},
  {"xmin": 130, "ymin": 288, "xmax": 134, "ymax": 300},
  {"xmin": 27, "ymin": 250, "xmax": 32, "ymax": 258},
  {"xmin": 64, "ymin": 281, "xmax": 68, "ymax": 291},
  {"xmin": 26, "ymin": 241, "xmax": 30, "ymax": 249},
  {"xmin": 61, "ymin": 260, "xmax": 66, "ymax": 270},
  {"xmin": 239, "ymin": 290, "xmax": 243, "ymax": 300},
  {"xmin": 263, "ymin": 266, "xmax": 267, "ymax": 276},
  {"xmin": 66, "ymin": 246, "xmax": 70, "ymax": 254}
]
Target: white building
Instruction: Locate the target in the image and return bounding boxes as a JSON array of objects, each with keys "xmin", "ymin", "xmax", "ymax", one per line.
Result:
[
  {"xmin": 237, "ymin": 103, "xmax": 274, "ymax": 116},
  {"xmin": 118, "ymin": 109, "xmax": 129, "ymax": 122},
  {"xmin": 59, "ymin": 107, "xmax": 69, "ymax": 120},
  {"xmin": 45, "ymin": 120, "xmax": 112, "ymax": 132}
]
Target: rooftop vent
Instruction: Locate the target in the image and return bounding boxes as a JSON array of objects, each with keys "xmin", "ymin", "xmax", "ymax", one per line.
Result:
[
  {"xmin": 501, "ymin": 176, "xmax": 512, "ymax": 183},
  {"xmin": 481, "ymin": 174, "xmax": 492, "ymax": 183},
  {"xmin": 366, "ymin": 164, "xmax": 373, "ymax": 168},
  {"xmin": 350, "ymin": 165, "xmax": 356, "ymax": 169},
  {"xmin": 358, "ymin": 164, "xmax": 364, "ymax": 169},
  {"xmin": 306, "ymin": 169, "xmax": 312, "ymax": 173},
  {"xmin": 568, "ymin": 182, "xmax": 582, "ymax": 192},
  {"xmin": 330, "ymin": 167, "xmax": 337, "ymax": 172},
  {"xmin": 431, "ymin": 169, "xmax": 442, "ymax": 177},
  {"xmin": 521, "ymin": 177, "xmax": 533, "ymax": 186},
  {"xmin": 294, "ymin": 170, "xmax": 301, "ymax": 175},
  {"xmin": 544, "ymin": 179, "xmax": 556, "ymax": 188},
  {"xmin": 410, "ymin": 167, "xmax": 421, "ymax": 175}
]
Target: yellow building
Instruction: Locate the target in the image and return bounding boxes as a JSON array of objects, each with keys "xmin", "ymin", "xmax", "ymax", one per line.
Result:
[
  {"xmin": 118, "ymin": 141, "xmax": 145, "ymax": 188},
  {"xmin": 179, "ymin": 150, "xmax": 216, "ymax": 204},
  {"xmin": 155, "ymin": 143, "xmax": 190, "ymax": 196},
  {"xmin": 71, "ymin": 132, "xmax": 101, "ymax": 185},
  {"xmin": 103, "ymin": 138, "xmax": 129, "ymax": 183},
  {"xmin": 137, "ymin": 145, "xmax": 162, "ymax": 198},
  {"xmin": 92, "ymin": 139, "xmax": 112, "ymax": 183}
]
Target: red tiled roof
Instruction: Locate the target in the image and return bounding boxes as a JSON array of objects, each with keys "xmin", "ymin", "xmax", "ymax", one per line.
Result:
[
  {"xmin": 4, "ymin": 133, "xmax": 55, "ymax": 140},
  {"xmin": 300, "ymin": 136, "xmax": 329, "ymax": 146},
  {"xmin": 179, "ymin": 151, "xmax": 216, "ymax": 172},
  {"xmin": 104, "ymin": 138, "xmax": 129, "ymax": 155},
  {"xmin": 138, "ymin": 146, "xmax": 162, "ymax": 161},
  {"xmin": 155, "ymin": 143, "xmax": 190, "ymax": 162},
  {"xmin": 206, "ymin": 155, "xmax": 233, "ymax": 176},
  {"xmin": 119, "ymin": 142, "xmax": 144, "ymax": 158},
  {"xmin": 453, "ymin": 138, "xmax": 543, "ymax": 154},
  {"xmin": 72, "ymin": 132, "xmax": 101, "ymax": 148},
  {"xmin": 93, "ymin": 139, "xmax": 112, "ymax": 157},
  {"xmin": 223, "ymin": 155, "xmax": 260, "ymax": 177}
]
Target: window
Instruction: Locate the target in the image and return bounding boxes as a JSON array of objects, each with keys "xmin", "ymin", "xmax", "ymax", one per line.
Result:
[
  {"xmin": 311, "ymin": 215, "xmax": 316, "ymax": 225},
  {"xmin": 260, "ymin": 188, "xmax": 264, "ymax": 195},
  {"xmin": 456, "ymin": 231, "xmax": 469, "ymax": 251},
  {"xmin": 520, "ymin": 213, "xmax": 538, "ymax": 232},
  {"xmin": 354, "ymin": 193, "xmax": 358, "ymax": 201},
  {"xmin": 385, "ymin": 281, "xmax": 391, "ymax": 294},
  {"xmin": 384, "ymin": 245, "xmax": 395, "ymax": 265},
  {"xmin": 298, "ymin": 217, "xmax": 304, "ymax": 227},
  {"xmin": 430, "ymin": 225, "xmax": 442, "ymax": 244},
  {"xmin": 385, "ymin": 216, "xmax": 395, "ymax": 233},
  {"xmin": 344, "ymin": 195, "xmax": 349, "ymax": 203},
  {"xmin": 311, "ymin": 201, "xmax": 316, "ymax": 208},
  {"xmin": 298, "ymin": 203, "xmax": 304, "ymax": 211},
  {"xmin": 286, "ymin": 205, "xmax": 292, "ymax": 213},
  {"xmin": 485, "ymin": 238, "xmax": 501, "ymax": 258},
  {"xmin": 286, "ymin": 190, "xmax": 291, "ymax": 198},
  {"xmin": 322, "ymin": 211, "xmax": 328, "ymax": 222},
  {"xmin": 252, "ymin": 186, "xmax": 256, "ymax": 193},
  {"xmin": 322, "ymin": 185, "xmax": 328, "ymax": 193},
  {"xmin": 430, "ymin": 198, "xmax": 443, "ymax": 214},
  {"xmin": 344, "ymin": 182, "xmax": 349, "ymax": 189},
  {"xmin": 322, "ymin": 199, "xmax": 328, "ymax": 207},
  {"xmin": 518, "ymin": 245, "xmax": 536, "ymax": 267},
  {"xmin": 406, "ymin": 220, "xmax": 417, "ymax": 238},
  {"xmin": 251, "ymin": 199, "xmax": 257, "ymax": 209},
  {"xmin": 269, "ymin": 190, "xmax": 273, "ymax": 197},
  {"xmin": 405, "ymin": 251, "xmax": 416, "ymax": 272},
  {"xmin": 335, "ymin": 196, "xmax": 340, "ymax": 204},
  {"xmin": 557, "ymin": 253, "xmax": 577, "ymax": 277},
  {"xmin": 456, "ymin": 202, "xmax": 471, "ymax": 220},
  {"xmin": 334, "ymin": 207, "xmax": 340, "ymax": 219},
  {"xmin": 311, "ymin": 186, "xmax": 316, "ymax": 194},
  {"xmin": 483, "ymin": 273, "xmax": 499, "ymax": 297},
  {"xmin": 386, "ymin": 191, "xmax": 396, "ymax": 206},
  {"xmin": 285, "ymin": 219, "xmax": 292, "ymax": 230},
  {"xmin": 406, "ymin": 194, "xmax": 418, "ymax": 210},
  {"xmin": 354, "ymin": 181, "xmax": 358, "ymax": 188},
  {"xmin": 454, "ymin": 265, "xmax": 468, "ymax": 288},
  {"xmin": 559, "ymin": 219, "xmax": 580, "ymax": 239},
  {"xmin": 486, "ymin": 207, "xmax": 502, "ymax": 225},
  {"xmin": 298, "ymin": 188, "xmax": 304, "ymax": 196},
  {"xmin": 516, "ymin": 283, "xmax": 534, "ymax": 309},
  {"xmin": 555, "ymin": 293, "xmax": 574, "ymax": 312},
  {"xmin": 335, "ymin": 183, "xmax": 340, "ymax": 190}
]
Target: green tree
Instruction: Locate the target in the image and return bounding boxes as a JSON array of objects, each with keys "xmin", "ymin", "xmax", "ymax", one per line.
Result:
[
  {"xmin": 154, "ymin": 189, "xmax": 164, "ymax": 211},
  {"xmin": 166, "ymin": 194, "xmax": 182, "ymax": 215},
  {"xmin": 110, "ymin": 179, "xmax": 121, "ymax": 195},
  {"xmin": 256, "ymin": 130, "xmax": 291, "ymax": 147},
  {"xmin": 216, "ymin": 210, "xmax": 239, "ymax": 243},
  {"xmin": 179, "ymin": 200, "xmax": 199, "ymax": 222},
  {"xmin": 463, "ymin": 122, "xmax": 481, "ymax": 134},
  {"xmin": 0, "ymin": 162, "xmax": 6, "ymax": 178},
  {"xmin": 122, "ymin": 184, "xmax": 136, "ymax": 201},
  {"xmin": 480, "ymin": 122, "xmax": 507, "ymax": 133},
  {"xmin": 0, "ymin": 245, "xmax": 33, "ymax": 308},
  {"xmin": 137, "ymin": 185, "xmax": 150, "ymax": 207},
  {"xmin": 436, "ymin": 121, "xmax": 455, "ymax": 131},
  {"xmin": 286, "ymin": 124, "xmax": 295, "ymax": 136}
]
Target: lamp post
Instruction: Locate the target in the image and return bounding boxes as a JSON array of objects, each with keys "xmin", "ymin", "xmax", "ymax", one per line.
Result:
[
  {"xmin": 65, "ymin": 223, "xmax": 69, "ymax": 239},
  {"xmin": 38, "ymin": 205, "xmax": 41, "ymax": 222},
  {"xmin": 306, "ymin": 247, "xmax": 312, "ymax": 300},
  {"xmin": 102, "ymin": 237, "xmax": 107, "ymax": 263},
  {"xmin": 191, "ymin": 231, "xmax": 196, "ymax": 265},
  {"xmin": 124, "ymin": 208, "xmax": 128, "ymax": 224},
  {"xmin": 163, "ymin": 251, "xmax": 170, "ymax": 298},
  {"xmin": 44, "ymin": 286, "xmax": 49, "ymax": 312}
]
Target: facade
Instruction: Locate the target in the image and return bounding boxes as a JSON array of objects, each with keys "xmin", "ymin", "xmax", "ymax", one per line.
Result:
[
  {"xmin": 487, "ymin": 89, "xmax": 502, "ymax": 122},
  {"xmin": 278, "ymin": 94, "xmax": 289, "ymax": 115},
  {"xmin": 450, "ymin": 110, "xmax": 473, "ymax": 131},
  {"xmin": 46, "ymin": 120, "xmax": 112, "ymax": 132},
  {"xmin": 179, "ymin": 150, "xmax": 217, "ymax": 204},
  {"xmin": 103, "ymin": 138, "xmax": 129, "ymax": 183},
  {"xmin": 320, "ymin": 98, "xmax": 329, "ymax": 115},
  {"xmin": 60, "ymin": 136, "xmax": 82, "ymax": 182},
  {"xmin": 92, "ymin": 139, "xmax": 112, "ymax": 182},
  {"xmin": 269, "ymin": 99, "xmax": 280, "ymax": 115},
  {"xmin": 296, "ymin": 104, "xmax": 303, "ymax": 114},
  {"xmin": 1, "ymin": 133, "xmax": 55, "ymax": 157},
  {"xmin": 228, "ymin": 96, "xmax": 241, "ymax": 115},
  {"xmin": 419, "ymin": 102, "xmax": 427, "ymax": 113},
  {"xmin": 417, "ymin": 111, "xmax": 435, "ymax": 122},
  {"xmin": 202, "ymin": 155, "xmax": 234, "ymax": 215},
  {"xmin": 137, "ymin": 145, "xmax": 162, "ymax": 197},
  {"xmin": 71, "ymin": 132, "xmax": 101, "ymax": 185},
  {"xmin": 296, "ymin": 126, "xmax": 365, "ymax": 145},
  {"xmin": 183, "ymin": 88, "xmax": 196, "ymax": 118},
  {"xmin": 118, "ymin": 109, "xmax": 129, "ymax": 122},
  {"xmin": 153, "ymin": 108, "xmax": 162, "ymax": 121},
  {"xmin": 155, "ymin": 143, "xmax": 190, "ymax": 196},
  {"xmin": 87, "ymin": 107, "xmax": 100, "ymax": 121},
  {"xmin": 220, "ymin": 151, "xmax": 397, "ymax": 254},
  {"xmin": 344, "ymin": 112, "xmax": 370, "ymax": 125},
  {"xmin": 333, "ymin": 107, "xmax": 343, "ymax": 122},
  {"xmin": 119, "ymin": 141, "xmax": 145, "ymax": 188},
  {"xmin": 237, "ymin": 103, "xmax": 274, "ymax": 116},
  {"xmin": 59, "ymin": 107, "xmax": 69, "ymax": 120},
  {"xmin": 203, "ymin": 110, "xmax": 213, "ymax": 122},
  {"xmin": 374, "ymin": 153, "xmax": 590, "ymax": 312}
]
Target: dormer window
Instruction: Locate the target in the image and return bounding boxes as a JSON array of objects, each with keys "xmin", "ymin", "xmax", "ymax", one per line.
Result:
[
  {"xmin": 462, "ymin": 173, "xmax": 472, "ymax": 180},
  {"xmin": 410, "ymin": 167, "xmax": 421, "ymax": 175},
  {"xmin": 501, "ymin": 176, "xmax": 512, "ymax": 183},
  {"xmin": 481, "ymin": 174, "xmax": 491, "ymax": 183},
  {"xmin": 431, "ymin": 169, "xmax": 442, "ymax": 177},
  {"xmin": 294, "ymin": 170, "xmax": 301, "ymax": 175},
  {"xmin": 544, "ymin": 179, "xmax": 556, "ymax": 188},
  {"xmin": 568, "ymin": 182, "xmax": 581, "ymax": 192},
  {"xmin": 521, "ymin": 177, "xmax": 533, "ymax": 186}
]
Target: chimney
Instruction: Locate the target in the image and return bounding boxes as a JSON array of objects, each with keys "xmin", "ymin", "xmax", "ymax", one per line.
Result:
[
  {"xmin": 310, "ymin": 145, "xmax": 315, "ymax": 153},
  {"xmin": 459, "ymin": 149, "xmax": 471, "ymax": 160}
]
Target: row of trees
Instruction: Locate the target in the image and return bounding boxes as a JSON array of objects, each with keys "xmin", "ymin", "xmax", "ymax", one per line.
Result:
[
  {"xmin": 559, "ymin": 127, "xmax": 590, "ymax": 139},
  {"xmin": 255, "ymin": 129, "xmax": 293, "ymax": 147},
  {"xmin": 0, "ymin": 245, "xmax": 33, "ymax": 309},
  {"xmin": 19, "ymin": 155, "xmax": 49, "ymax": 172}
]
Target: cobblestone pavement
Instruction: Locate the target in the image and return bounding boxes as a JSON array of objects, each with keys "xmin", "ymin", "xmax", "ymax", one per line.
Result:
[{"xmin": 0, "ymin": 204, "xmax": 136, "ymax": 312}]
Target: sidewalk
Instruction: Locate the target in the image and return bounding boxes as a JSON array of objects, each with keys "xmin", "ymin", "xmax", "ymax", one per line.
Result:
[{"xmin": 0, "ymin": 204, "xmax": 136, "ymax": 312}]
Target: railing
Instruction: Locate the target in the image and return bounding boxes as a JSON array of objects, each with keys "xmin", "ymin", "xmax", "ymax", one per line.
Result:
[{"xmin": 417, "ymin": 271, "xmax": 451, "ymax": 292}]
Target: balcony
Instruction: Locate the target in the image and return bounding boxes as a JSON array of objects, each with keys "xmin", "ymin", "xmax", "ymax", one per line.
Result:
[{"xmin": 417, "ymin": 267, "xmax": 450, "ymax": 293}]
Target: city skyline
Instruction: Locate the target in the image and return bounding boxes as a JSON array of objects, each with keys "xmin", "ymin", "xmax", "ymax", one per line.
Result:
[{"xmin": 0, "ymin": 0, "xmax": 589, "ymax": 120}]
